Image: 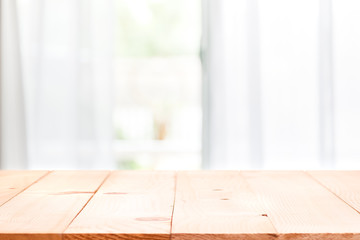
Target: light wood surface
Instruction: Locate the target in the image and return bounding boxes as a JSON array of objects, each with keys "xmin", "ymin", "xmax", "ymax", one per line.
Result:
[
  {"xmin": 0, "ymin": 171, "xmax": 360, "ymax": 240},
  {"xmin": 242, "ymin": 171, "xmax": 360, "ymax": 239},
  {"xmin": 25, "ymin": 170, "xmax": 109, "ymax": 194},
  {"xmin": 0, "ymin": 170, "xmax": 48, "ymax": 206},
  {"xmin": 64, "ymin": 171, "xmax": 175, "ymax": 240},
  {"xmin": 172, "ymin": 171, "xmax": 277, "ymax": 240},
  {"xmin": 308, "ymin": 171, "xmax": 360, "ymax": 213},
  {"xmin": 0, "ymin": 171, "xmax": 109, "ymax": 240}
]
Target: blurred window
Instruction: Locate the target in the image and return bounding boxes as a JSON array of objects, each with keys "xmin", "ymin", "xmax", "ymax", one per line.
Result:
[{"xmin": 113, "ymin": 0, "xmax": 202, "ymax": 169}]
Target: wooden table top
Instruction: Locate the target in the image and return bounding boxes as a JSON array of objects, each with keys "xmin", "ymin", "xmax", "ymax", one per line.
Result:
[{"xmin": 0, "ymin": 171, "xmax": 359, "ymax": 240}]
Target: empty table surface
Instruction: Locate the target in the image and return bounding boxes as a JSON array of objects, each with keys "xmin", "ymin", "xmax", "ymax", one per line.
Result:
[{"xmin": 0, "ymin": 170, "xmax": 360, "ymax": 240}]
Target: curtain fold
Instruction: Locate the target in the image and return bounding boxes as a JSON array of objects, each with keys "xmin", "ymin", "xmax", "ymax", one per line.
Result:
[
  {"xmin": 203, "ymin": 0, "xmax": 360, "ymax": 169},
  {"xmin": 1, "ymin": 0, "xmax": 115, "ymax": 169},
  {"xmin": 0, "ymin": 0, "xmax": 27, "ymax": 169}
]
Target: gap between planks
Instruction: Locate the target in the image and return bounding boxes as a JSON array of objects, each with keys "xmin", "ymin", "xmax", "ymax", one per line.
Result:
[
  {"xmin": 63, "ymin": 171, "xmax": 176, "ymax": 240},
  {"xmin": 61, "ymin": 171, "xmax": 113, "ymax": 234},
  {"xmin": 169, "ymin": 171, "xmax": 178, "ymax": 240},
  {"xmin": 170, "ymin": 171, "xmax": 360, "ymax": 240},
  {"xmin": 0, "ymin": 171, "xmax": 51, "ymax": 208},
  {"xmin": 305, "ymin": 171, "xmax": 360, "ymax": 215},
  {"xmin": 171, "ymin": 171, "xmax": 278, "ymax": 240},
  {"xmin": 2, "ymin": 171, "xmax": 360, "ymax": 240},
  {"xmin": 0, "ymin": 171, "xmax": 110, "ymax": 240},
  {"xmin": 242, "ymin": 171, "xmax": 360, "ymax": 237}
]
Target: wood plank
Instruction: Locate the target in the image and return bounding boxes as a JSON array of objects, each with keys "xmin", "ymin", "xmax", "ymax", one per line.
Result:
[
  {"xmin": 0, "ymin": 171, "xmax": 109, "ymax": 240},
  {"xmin": 242, "ymin": 171, "xmax": 360, "ymax": 239},
  {"xmin": 64, "ymin": 171, "xmax": 175, "ymax": 240},
  {"xmin": 0, "ymin": 170, "xmax": 48, "ymax": 206},
  {"xmin": 171, "ymin": 171, "xmax": 277, "ymax": 240},
  {"xmin": 25, "ymin": 170, "xmax": 110, "ymax": 194},
  {"xmin": 1, "ymin": 170, "xmax": 360, "ymax": 240},
  {"xmin": 308, "ymin": 171, "xmax": 360, "ymax": 213}
]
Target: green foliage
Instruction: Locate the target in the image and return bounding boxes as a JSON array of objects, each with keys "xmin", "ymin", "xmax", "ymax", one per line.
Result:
[
  {"xmin": 115, "ymin": 127, "xmax": 126, "ymax": 140},
  {"xmin": 117, "ymin": 156, "xmax": 144, "ymax": 169},
  {"xmin": 116, "ymin": 0, "xmax": 200, "ymax": 57}
]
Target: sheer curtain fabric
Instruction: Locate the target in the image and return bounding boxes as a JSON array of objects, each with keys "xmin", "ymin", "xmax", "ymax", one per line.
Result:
[
  {"xmin": 203, "ymin": 0, "xmax": 360, "ymax": 169},
  {"xmin": 1, "ymin": 0, "xmax": 115, "ymax": 169}
]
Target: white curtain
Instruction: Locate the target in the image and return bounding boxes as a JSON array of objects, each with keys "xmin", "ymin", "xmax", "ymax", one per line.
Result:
[
  {"xmin": 203, "ymin": 0, "xmax": 360, "ymax": 169},
  {"xmin": 1, "ymin": 0, "xmax": 115, "ymax": 169},
  {"xmin": 0, "ymin": 0, "xmax": 27, "ymax": 169}
]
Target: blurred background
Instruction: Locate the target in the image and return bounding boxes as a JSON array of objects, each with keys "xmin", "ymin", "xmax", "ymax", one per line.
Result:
[{"xmin": 1, "ymin": 0, "xmax": 360, "ymax": 170}]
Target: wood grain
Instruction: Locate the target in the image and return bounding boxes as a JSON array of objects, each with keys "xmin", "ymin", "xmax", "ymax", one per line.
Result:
[
  {"xmin": 308, "ymin": 171, "xmax": 360, "ymax": 213},
  {"xmin": 0, "ymin": 171, "xmax": 109, "ymax": 240},
  {"xmin": 171, "ymin": 171, "xmax": 277, "ymax": 240},
  {"xmin": 25, "ymin": 170, "xmax": 109, "ymax": 194},
  {"xmin": 64, "ymin": 171, "xmax": 175, "ymax": 240},
  {"xmin": 0, "ymin": 171, "xmax": 48, "ymax": 206},
  {"xmin": 242, "ymin": 171, "xmax": 360, "ymax": 239},
  {"xmin": 1, "ymin": 170, "xmax": 360, "ymax": 240}
]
